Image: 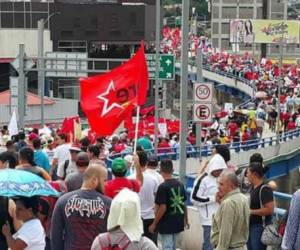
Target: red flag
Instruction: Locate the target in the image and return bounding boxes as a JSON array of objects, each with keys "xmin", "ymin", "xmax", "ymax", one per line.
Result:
[
  {"xmin": 80, "ymin": 43, "xmax": 149, "ymax": 136},
  {"xmin": 60, "ymin": 116, "xmax": 80, "ymax": 135}
]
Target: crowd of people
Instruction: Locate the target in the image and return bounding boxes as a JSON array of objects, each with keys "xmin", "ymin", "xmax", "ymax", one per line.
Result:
[
  {"xmin": 1, "ymin": 39, "xmax": 300, "ymax": 249},
  {"xmin": 0, "ymin": 124, "xmax": 299, "ymax": 250}
]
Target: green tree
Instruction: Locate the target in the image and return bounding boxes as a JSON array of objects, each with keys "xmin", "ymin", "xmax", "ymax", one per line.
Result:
[{"xmin": 163, "ymin": 0, "xmax": 209, "ymax": 20}]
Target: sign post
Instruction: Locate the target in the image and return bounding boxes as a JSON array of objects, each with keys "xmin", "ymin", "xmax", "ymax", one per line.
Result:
[{"xmin": 193, "ymin": 82, "xmax": 214, "ymax": 157}]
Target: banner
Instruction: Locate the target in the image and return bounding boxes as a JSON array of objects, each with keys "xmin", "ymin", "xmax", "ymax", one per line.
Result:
[{"xmin": 230, "ymin": 19, "xmax": 300, "ymax": 44}]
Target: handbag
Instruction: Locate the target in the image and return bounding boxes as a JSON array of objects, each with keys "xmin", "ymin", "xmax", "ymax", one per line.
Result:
[{"xmin": 259, "ymin": 185, "xmax": 282, "ymax": 246}]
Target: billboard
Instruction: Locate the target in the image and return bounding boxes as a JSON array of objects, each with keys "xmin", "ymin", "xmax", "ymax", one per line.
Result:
[{"xmin": 230, "ymin": 19, "xmax": 300, "ymax": 44}]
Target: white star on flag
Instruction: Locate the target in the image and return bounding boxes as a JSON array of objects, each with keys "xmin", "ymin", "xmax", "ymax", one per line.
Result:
[{"xmin": 97, "ymin": 80, "xmax": 124, "ymax": 117}]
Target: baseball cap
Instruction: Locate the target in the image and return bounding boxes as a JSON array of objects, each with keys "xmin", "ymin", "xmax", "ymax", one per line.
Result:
[
  {"xmin": 112, "ymin": 158, "xmax": 127, "ymax": 173},
  {"xmin": 147, "ymin": 155, "xmax": 158, "ymax": 167},
  {"xmin": 28, "ymin": 133, "xmax": 38, "ymax": 141},
  {"xmin": 69, "ymin": 143, "xmax": 82, "ymax": 152}
]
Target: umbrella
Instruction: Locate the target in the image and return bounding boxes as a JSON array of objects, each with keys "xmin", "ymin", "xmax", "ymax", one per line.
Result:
[
  {"xmin": 255, "ymin": 91, "xmax": 268, "ymax": 99},
  {"xmin": 0, "ymin": 169, "xmax": 59, "ymax": 197}
]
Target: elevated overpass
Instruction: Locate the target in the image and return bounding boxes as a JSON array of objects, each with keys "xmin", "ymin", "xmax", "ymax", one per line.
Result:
[{"xmin": 175, "ymin": 62, "xmax": 255, "ymax": 99}]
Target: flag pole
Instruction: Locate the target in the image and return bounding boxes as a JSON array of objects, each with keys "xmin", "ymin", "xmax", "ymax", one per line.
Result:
[{"xmin": 133, "ymin": 106, "xmax": 141, "ymax": 156}]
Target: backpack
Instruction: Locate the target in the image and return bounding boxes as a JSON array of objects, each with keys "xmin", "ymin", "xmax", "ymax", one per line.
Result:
[
  {"xmin": 62, "ymin": 160, "xmax": 70, "ymax": 180},
  {"xmin": 97, "ymin": 232, "xmax": 131, "ymax": 250}
]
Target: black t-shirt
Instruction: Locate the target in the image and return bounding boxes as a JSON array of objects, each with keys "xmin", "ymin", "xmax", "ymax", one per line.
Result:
[
  {"xmin": 250, "ymin": 184, "xmax": 273, "ymax": 225},
  {"xmin": 51, "ymin": 189, "xmax": 111, "ymax": 250},
  {"xmin": 155, "ymin": 179, "xmax": 186, "ymax": 234}
]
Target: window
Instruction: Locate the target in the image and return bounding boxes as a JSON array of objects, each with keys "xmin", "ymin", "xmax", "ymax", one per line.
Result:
[
  {"xmin": 221, "ymin": 23, "xmax": 229, "ymax": 34},
  {"xmin": 61, "ymin": 31, "xmax": 74, "ymax": 39},
  {"xmin": 212, "ymin": 6, "xmax": 219, "ymax": 19},
  {"xmin": 221, "ymin": 38, "xmax": 230, "ymax": 50},
  {"xmin": 90, "ymin": 17, "xmax": 97, "ymax": 28},
  {"xmin": 212, "ymin": 38, "xmax": 219, "ymax": 48},
  {"xmin": 222, "ymin": 7, "xmax": 237, "ymax": 19},
  {"xmin": 85, "ymin": 30, "xmax": 98, "ymax": 38},
  {"xmin": 129, "ymin": 12, "xmax": 136, "ymax": 26},
  {"xmin": 212, "ymin": 22, "xmax": 219, "ymax": 34},
  {"xmin": 1, "ymin": 13, "xmax": 13, "ymax": 28},
  {"xmin": 240, "ymin": 7, "xmax": 253, "ymax": 18},
  {"xmin": 110, "ymin": 12, "xmax": 118, "ymax": 29},
  {"xmin": 73, "ymin": 17, "xmax": 81, "ymax": 28}
]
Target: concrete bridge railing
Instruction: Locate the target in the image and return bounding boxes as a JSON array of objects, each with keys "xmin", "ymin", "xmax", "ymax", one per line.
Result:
[{"xmin": 175, "ymin": 62, "xmax": 255, "ymax": 97}]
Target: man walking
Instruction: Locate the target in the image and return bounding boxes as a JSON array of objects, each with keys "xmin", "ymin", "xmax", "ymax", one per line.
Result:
[
  {"xmin": 51, "ymin": 165, "xmax": 111, "ymax": 250},
  {"xmin": 211, "ymin": 170, "xmax": 249, "ymax": 250},
  {"xmin": 129, "ymin": 151, "xmax": 160, "ymax": 245},
  {"xmin": 149, "ymin": 159, "xmax": 188, "ymax": 250},
  {"xmin": 65, "ymin": 152, "xmax": 90, "ymax": 192}
]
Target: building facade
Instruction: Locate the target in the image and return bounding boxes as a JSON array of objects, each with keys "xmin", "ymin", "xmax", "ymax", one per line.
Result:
[
  {"xmin": 0, "ymin": 0, "xmax": 156, "ymax": 100},
  {"xmin": 211, "ymin": 0, "xmax": 300, "ymax": 58}
]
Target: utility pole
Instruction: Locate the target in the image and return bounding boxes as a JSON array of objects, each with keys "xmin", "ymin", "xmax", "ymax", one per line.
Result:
[
  {"xmin": 252, "ymin": 33, "xmax": 256, "ymax": 97},
  {"xmin": 37, "ymin": 12, "xmax": 60, "ymax": 128},
  {"xmin": 18, "ymin": 44, "xmax": 26, "ymax": 129},
  {"xmin": 234, "ymin": 0, "xmax": 240, "ymax": 85},
  {"xmin": 196, "ymin": 47, "xmax": 203, "ymax": 160},
  {"xmin": 38, "ymin": 19, "xmax": 45, "ymax": 128},
  {"xmin": 179, "ymin": 0, "xmax": 190, "ymax": 184},
  {"xmin": 154, "ymin": 0, "xmax": 161, "ymax": 154},
  {"xmin": 277, "ymin": 36, "xmax": 284, "ymax": 144}
]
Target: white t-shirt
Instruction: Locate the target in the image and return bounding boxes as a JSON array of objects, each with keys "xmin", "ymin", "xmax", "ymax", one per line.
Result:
[
  {"xmin": 57, "ymin": 160, "xmax": 77, "ymax": 178},
  {"xmin": 53, "ymin": 143, "xmax": 71, "ymax": 166},
  {"xmin": 145, "ymin": 168, "xmax": 164, "ymax": 185},
  {"xmin": 13, "ymin": 218, "xmax": 45, "ymax": 250},
  {"xmin": 129, "ymin": 172, "xmax": 159, "ymax": 219},
  {"xmin": 295, "ymin": 116, "xmax": 300, "ymax": 127}
]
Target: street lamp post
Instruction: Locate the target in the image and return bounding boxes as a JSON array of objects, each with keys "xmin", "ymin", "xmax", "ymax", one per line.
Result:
[
  {"xmin": 154, "ymin": 0, "xmax": 160, "ymax": 153},
  {"xmin": 277, "ymin": 37, "xmax": 284, "ymax": 144},
  {"xmin": 37, "ymin": 19, "xmax": 45, "ymax": 128},
  {"xmin": 38, "ymin": 12, "xmax": 60, "ymax": 128},
  {"xmin": 179, "ymin": 0, "xmax": 190, "ymax": 184}
]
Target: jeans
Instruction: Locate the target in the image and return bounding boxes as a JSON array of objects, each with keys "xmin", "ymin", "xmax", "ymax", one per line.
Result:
[
  {"xmin": 247, "ymin": 224, "xmax": 267, "ymax": 250},
  {"xmin": 202, "ymin": 225, "xmax": 213, "ymax": 250},
  {"xmin": 159, "ymin": 233, "xmax": 178, "ymax": 250}
]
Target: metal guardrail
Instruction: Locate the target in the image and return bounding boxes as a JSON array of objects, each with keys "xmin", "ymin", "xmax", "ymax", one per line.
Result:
[{"xmin": 105, "ymin": 127, "xmax": 300, "ymax": 168}]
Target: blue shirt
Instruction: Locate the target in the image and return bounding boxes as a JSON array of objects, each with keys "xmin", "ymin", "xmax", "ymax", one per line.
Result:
[
  {"xmin": 282, "ymin": 190, "xmax": 300, "ymax": 250},
  {"xmin": 34, "ymin": 150, "xmax": 50, "ymax": 173}
]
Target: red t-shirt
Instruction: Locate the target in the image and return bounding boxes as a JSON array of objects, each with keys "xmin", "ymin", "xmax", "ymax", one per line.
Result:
[
  {"xmin": 104, "ymin": 177, "xmax": 141, "ymax": 199},
  {"xmin": 228, "ymin": 122, "xmax": 238, "ymax": 137},
  {"xmin": 287, "ymin": 121, "xmax": 296, "ymax": 131},
  {"xmin": 158, "ymin": 142, "xmax": 172, "ymax": 153}
]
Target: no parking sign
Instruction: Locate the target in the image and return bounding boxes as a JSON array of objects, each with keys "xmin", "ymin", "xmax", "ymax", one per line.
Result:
[{"xmin": 193, "ymin": 103, "xmax": 212, "ymax": 122}]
